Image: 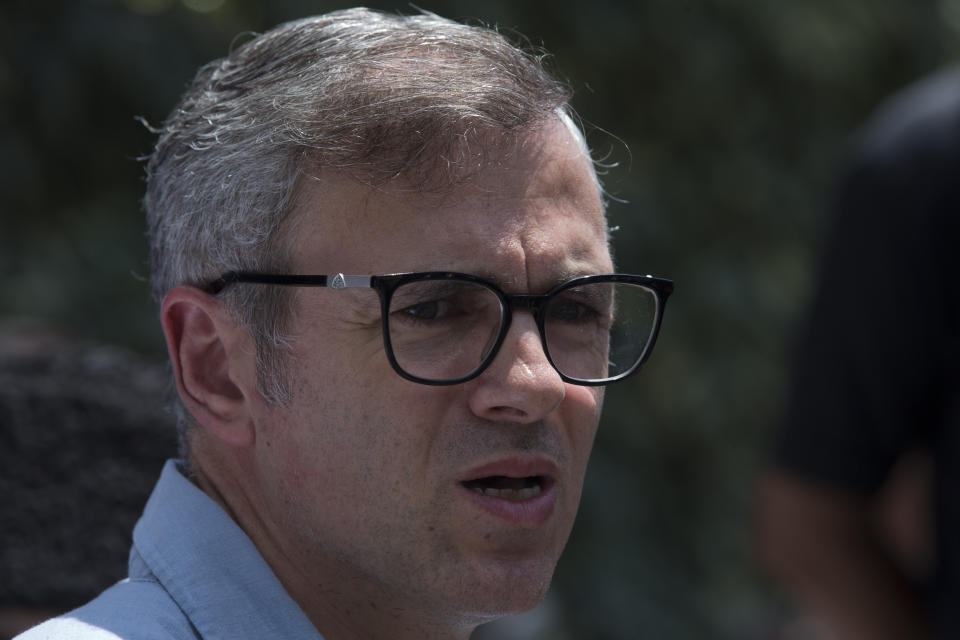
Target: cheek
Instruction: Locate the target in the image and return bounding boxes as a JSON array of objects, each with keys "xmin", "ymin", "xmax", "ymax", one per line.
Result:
[
  {"xmin": 268, "ymin": 380, "xmax": 461, "ymax": 497},
  {"xmin": 359, "ymin": 384, "xmax": 467, "ymax": 492},
  {"xmin": 562, "ymin": 384, "xmax": 603, "ymax": 459}
]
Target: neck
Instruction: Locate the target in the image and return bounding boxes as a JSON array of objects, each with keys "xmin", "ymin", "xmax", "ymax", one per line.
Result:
[
  {"xmin": 190, "ymin": 444, "xmax": 479, "ymax": 640},
  {"xmin": 269, "ymin": 564, "xmax": 479, "ymax": 640}
]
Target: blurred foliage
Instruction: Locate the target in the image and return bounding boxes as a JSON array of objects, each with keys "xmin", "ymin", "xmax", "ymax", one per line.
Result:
[{"xmin": 2, "ymin": 0, "xmax": 959, "ymax": 637}]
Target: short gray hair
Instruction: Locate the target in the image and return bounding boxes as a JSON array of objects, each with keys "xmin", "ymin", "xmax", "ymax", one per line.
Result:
[{"xmin": 143, "ymin": 8, "xmax": 592, "ymax": 455}]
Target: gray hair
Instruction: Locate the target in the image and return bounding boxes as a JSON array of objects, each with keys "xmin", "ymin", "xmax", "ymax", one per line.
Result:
[{"xmin": 143, "ymin": 8, "xmax": 595, "ymax": 455}]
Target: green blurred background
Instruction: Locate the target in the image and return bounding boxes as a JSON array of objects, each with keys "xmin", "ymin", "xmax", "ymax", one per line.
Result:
[{"xmin": 2, "ymin": 0, "xmax": 959, "ymax": 637}]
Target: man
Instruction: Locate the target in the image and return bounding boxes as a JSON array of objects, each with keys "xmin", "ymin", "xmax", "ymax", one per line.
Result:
[
  {"xmin": 759, "ymin": 66, "xmax": 960, "ymax": 640},
  {"xmin": 18, "ymin": 8, "xmax": 671, "ymax": 639}
]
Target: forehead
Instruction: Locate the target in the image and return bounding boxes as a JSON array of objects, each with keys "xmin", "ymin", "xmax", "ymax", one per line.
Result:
[{"xmin": 287, "ymin": 119, "xmax": 610, "ymax": 288}]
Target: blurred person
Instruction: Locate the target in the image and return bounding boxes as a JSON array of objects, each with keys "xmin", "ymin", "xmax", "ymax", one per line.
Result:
[
  {"xmin": 0, "ymin": 323, "xmax": 176, "ymax": 639},
  {"xmin": 758, "ymin": 65, "xmax": 960, "ymax": 640},
  {"xmin": 15, "ymin": 8, "xmax": 673, "ymax": 640}
]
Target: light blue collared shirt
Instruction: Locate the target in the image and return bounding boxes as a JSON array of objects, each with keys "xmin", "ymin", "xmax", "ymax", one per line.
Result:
[{"xmin": 16, "ymin": 460, "xmax": 323, "ymax": 639}]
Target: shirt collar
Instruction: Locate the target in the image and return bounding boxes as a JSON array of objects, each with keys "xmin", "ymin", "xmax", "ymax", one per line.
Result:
[{"xmin": 132, "ymin": 460, "xmax": 323, "ymax": 640}]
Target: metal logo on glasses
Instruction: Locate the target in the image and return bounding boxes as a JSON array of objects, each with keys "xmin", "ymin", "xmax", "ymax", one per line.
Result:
[{"xmin": 330, "ymin": 273, "xmax": 347, "ymax": 290}]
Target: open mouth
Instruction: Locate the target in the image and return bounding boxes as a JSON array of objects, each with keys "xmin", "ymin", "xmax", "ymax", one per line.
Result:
[{"xmin": 461, "ymin": 475, "xmax": 545, "ymax": 501}]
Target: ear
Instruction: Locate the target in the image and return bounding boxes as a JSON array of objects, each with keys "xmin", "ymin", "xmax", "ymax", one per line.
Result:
[{"xmin": 161, "ymin": 286, "xmax": 256, "ymax": 447}]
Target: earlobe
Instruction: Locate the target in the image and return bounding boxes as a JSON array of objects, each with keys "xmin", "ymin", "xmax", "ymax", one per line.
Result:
[{"xmin": 161, "ymin": 286, "xmax": 256, "ymax": 447}]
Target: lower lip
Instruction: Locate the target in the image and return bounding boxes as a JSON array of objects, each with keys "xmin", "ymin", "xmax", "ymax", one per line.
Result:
[{"xmin": 459, "ymin": 480, "xmax": 557, "ymax": 527}]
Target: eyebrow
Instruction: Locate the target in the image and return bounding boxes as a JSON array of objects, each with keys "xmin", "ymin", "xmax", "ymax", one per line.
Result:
[{"xmin": 461, "ymin": 263, "xmax": 612, "ymax": 294}]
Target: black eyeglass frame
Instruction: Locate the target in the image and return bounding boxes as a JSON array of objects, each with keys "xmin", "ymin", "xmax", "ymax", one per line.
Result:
[{"xmin": 205, "ymin": 271, "xmax": 674, "ymax": 386}]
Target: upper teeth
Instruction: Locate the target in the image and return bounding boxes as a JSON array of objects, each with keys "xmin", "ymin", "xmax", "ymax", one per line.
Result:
[{"xmin": 473, "ymin": 485, "xmax": 542, "ymax": 500}]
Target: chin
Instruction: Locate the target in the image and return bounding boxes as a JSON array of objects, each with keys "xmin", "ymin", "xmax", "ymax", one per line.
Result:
[{"xmin": 453, "ymin": 554, "xmax": 557, "ymax": 622}]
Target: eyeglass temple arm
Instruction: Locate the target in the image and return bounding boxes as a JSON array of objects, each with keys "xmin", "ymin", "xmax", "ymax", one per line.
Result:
[
  {"xmin": 204, "ymin": 272, "xmax": 373, "ymax": 294},
  {"xmin": 326, "ymin": 273, "xmax": 373, "ymax": 289}
]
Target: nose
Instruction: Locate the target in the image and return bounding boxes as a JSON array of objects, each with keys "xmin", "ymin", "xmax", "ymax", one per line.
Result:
[{"xmin": 466, "ymin": 312, "xmax": 566, "ymax": 423}]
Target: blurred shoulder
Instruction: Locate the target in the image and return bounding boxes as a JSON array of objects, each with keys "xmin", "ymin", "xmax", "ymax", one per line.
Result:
[{"xmin": 856, "ymin": 64, "xmax": 960, "ymax": 162}]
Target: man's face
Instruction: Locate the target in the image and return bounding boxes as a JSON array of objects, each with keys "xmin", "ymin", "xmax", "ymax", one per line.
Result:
[{"xmin": 250, "ymin": 119, "xmax": 612, "ymax": 627}]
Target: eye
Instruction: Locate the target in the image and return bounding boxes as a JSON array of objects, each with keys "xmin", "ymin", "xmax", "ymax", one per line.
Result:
[
  {"xmin": 398, "ymin": 299, "xmax": 447, "ymax": 322},
  {"xmin": 389, "ymin": 280, "xmax": 500, "ymax": 330},
  {"xmin": 547, "ymin": 282, "xmax": 617, "ymax": 326},
  {"xmin": 549, "ymin": 298, "xmax": 602, "ymax": 324}
]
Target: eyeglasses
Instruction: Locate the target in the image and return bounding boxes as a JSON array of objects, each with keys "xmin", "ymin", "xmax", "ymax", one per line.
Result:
[{"xmin": 205, "ymin": 271, "xmax": 673, "ymax": 386}]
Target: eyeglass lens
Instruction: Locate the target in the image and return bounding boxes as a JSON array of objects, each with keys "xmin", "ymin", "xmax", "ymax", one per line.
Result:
[{"xmin": 387, "ymin": 278, "xmax": 659, "ymax": 383}]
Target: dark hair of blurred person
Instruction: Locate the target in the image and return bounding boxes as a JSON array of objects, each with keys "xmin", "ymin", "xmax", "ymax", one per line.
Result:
[
  {"xmin": 759, "ymin": 65, "xmax": 960, "ymax": 640},
  {"xmin": 0, "ymin": 323, "xmax": 175, "ymax": 639}
]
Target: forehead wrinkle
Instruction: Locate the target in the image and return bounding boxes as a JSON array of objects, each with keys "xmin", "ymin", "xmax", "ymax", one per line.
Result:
[
  {"xmin": 287, "ymin": 119, "xmax": 609, "ymax": 288},
  {"xmin": 423, "ymin": 149, "xmax": 609, "ymax": 292},
  {"xmin": 289, "ymin": 167, "xmax": 413, "ymax": 271},
  {"xmin": 459, "ymin": 234, "xmax": 608, "ymax": 295}
]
